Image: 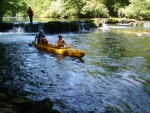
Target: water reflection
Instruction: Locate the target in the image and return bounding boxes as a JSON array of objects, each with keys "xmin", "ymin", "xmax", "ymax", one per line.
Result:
[
  {"xmin": 101, "ymin": 32, "xmax": 127, "ymax": 58},
  {"xmin": 0, "ymin": 27, "xmax": 150, "ymax": 113}
]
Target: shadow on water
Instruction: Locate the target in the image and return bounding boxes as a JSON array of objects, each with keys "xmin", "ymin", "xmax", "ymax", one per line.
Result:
[{"xmin": 0, "ymin": 26, "xmax": 150, "ymax": 113}]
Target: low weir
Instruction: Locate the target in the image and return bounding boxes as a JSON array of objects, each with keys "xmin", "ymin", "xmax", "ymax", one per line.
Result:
[{"xmin": 0, "ymin": 20, "xmax": 97, "ymax": 33}]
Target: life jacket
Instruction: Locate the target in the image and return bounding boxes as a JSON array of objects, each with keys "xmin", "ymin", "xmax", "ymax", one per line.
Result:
[
  {"xmin": 58, "ymin": 40, "xmax": 65, "ymax": 47},
  {"xmin": 36, "ymin": 34, "xmax": 45, "ymax": 43}
]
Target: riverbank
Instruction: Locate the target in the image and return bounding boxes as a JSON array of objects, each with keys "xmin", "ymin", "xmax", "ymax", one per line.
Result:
[{"xmin": 0, "ymin": 90, "xmax": 59, "ymax": 113}]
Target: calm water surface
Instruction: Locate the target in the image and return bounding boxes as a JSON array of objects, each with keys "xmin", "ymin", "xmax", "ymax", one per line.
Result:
[{"xmin": 0, "ymin": 26, "xmax": 150, "ymax": 113}]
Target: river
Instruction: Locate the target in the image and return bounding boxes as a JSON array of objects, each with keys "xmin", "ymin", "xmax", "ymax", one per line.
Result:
[{"xmin": 0, "ymin": 23, "xmax": 150, "ymax": 113}]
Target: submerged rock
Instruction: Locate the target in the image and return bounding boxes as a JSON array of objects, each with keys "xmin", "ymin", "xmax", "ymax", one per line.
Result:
[{"xmin": 0, "ymin": 91, "xmax": 59, "ymax": 113}]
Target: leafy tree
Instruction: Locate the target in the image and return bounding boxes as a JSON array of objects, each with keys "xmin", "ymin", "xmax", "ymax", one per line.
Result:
[
  {"xmin": 121, "ymin": 0, "xmax": 150, "ymax": 19},
  {"xmin": 81, "ymin": 0, "xmax": 109, "ymax": 17},
  {"xmin": 0, "ymin": 0, "xmax": 27, "ymax": 22},
  {"xmin": 1, "ymin": 0, "xmax": 149, "ymax": 21},
  {"xmin": 11, "ymin": 0, "xmax": 28, "ymax": 17},
  {"xmin": 50, "ymin": 0, "xmax": 109, "ymax": 18},
  {"xmin": 0, "ymin": 0, "xmax": 13, "ymax": 22},
  {"xmin": 63, "ymin": 0, "xmax": 85, "ymax": 17},
  {"xmin": 50, "ymin": 0, "xmax": 66, "ymax": 17},
  {"xmin": 102, "ymin": 0, "xmax": 129, "ymax": 16},
  {"xmin": 25, "ymin": 0, "xmax": 53, "ymax": 18}
]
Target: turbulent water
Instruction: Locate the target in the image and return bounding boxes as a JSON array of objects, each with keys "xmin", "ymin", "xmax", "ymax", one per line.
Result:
[{"xmin": 0, "ymin": 26, "xmax": 150, "ymax": 113}]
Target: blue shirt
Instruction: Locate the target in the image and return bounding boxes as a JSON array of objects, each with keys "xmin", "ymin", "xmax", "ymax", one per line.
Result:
[{"xmin": 35, "ymin": 34, "xmax": 45, "ymax": 43}]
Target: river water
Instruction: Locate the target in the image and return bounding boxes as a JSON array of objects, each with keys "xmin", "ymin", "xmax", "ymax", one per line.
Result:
[{"xmin": 0, "ymin": 25, "xmax": 150, "ymax": 113}]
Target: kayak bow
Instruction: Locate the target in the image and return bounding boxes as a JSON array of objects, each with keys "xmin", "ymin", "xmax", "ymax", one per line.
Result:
[{"xmin": 32, "ymin": 42, "xmax": 85, "ymax": 58}]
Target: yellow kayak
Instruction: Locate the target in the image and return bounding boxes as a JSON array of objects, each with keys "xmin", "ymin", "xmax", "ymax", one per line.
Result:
[{"xmin": 32, "ymin": 42, "xmax": 85, "ymax": 58}]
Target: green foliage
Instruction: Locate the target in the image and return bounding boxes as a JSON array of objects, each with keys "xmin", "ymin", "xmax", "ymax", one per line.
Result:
[
  {"xmin": 81, "ymin": 0, "xmax": 109, "ymax": 17},
  {"xmin": 107, "ymin": 18, "xmax": 120, "ymax": 24},
  {"xmin": 50, "ymin": 0, "xmax": 66, "ymax": 17},
  {"xmin": 103, "ymin": 0, "xmax": 129, "ymax": 16},
  {"xmin": 121, "ymin": 0, "xmax": 150, "ymax": 19},
  {"xmin": 0, "ymin": 0, "xmax": 150, "ymax": 21},
  {"xmin": 63, "ymin": 0, "xmax": 85, "ymax": 17},
  {"xmin": 50, "ymin": 0, "xmax": 109, "ymax": 18},
  {"xmin": 0, "ymin": 0, "xmax": 11, "ymax": 22},
  {"xmin": 24, "ymin": 0, "xmax": 53, "ymax": 17},
  {"xmin": 0, "ymin": 0, "xmax": 27, "ymax": 22}
]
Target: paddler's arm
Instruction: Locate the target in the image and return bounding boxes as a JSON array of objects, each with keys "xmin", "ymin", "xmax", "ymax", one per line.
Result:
[
  {"xmin": 55, "ymin": 40, "xmax": 59, "ymax": 46},
  {"xmin": 64, "ymin": 40, "xmax": 71, "ymax": 47},
  {"xmin": 35, "ymin": 36, "xmax": 38, "ymax": 43},
  {"xmin": 56, "ymin": 40, "xmax": 63, "ymax": 46}
]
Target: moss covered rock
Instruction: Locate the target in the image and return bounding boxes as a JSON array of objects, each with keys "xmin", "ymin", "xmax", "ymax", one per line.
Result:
[{"xmin": 0, "ymin": 91, "xmax": 59, "ymax": 113}]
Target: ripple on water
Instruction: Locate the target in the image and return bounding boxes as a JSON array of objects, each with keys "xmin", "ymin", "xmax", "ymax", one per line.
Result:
[{"xmin": 0, "ymin": 31, "xmax": 150, "ymax": 113}]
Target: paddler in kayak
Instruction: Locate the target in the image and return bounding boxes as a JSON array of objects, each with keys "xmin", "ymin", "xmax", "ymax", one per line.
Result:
[
  {"xmin": 56, "ymin": 35, "xmax": 70, "ymax": 48},
  {"xmin": 35, "ymin": 29, "xmax": 48, "ymax": 45}
]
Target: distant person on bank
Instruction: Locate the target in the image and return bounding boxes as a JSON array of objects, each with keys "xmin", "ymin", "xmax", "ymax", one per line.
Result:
[
  {"xmin": 27, "ymin": 7, "xmax": 34, "ymax": 24},
  {"xmin": 35, "ymin": 30, "xmax": 48, "ymax": 45}
]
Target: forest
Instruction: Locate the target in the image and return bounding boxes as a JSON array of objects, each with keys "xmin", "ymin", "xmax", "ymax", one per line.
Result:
[{"xmin": 0, "ymin": 0, "xmax": 150, "ymax": 22}]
